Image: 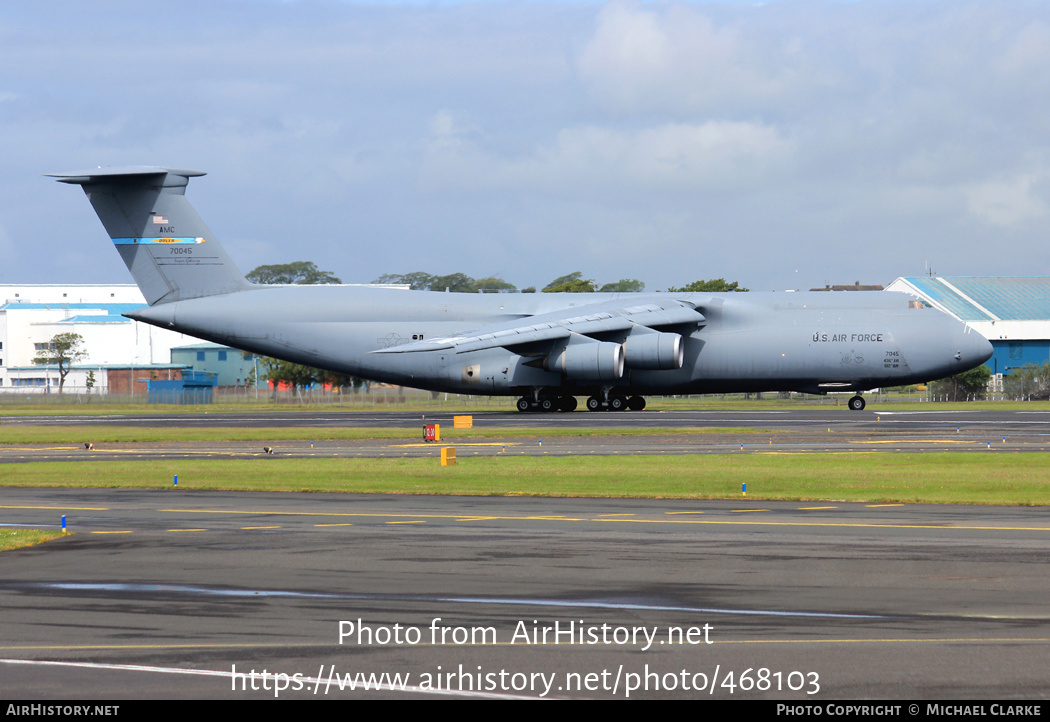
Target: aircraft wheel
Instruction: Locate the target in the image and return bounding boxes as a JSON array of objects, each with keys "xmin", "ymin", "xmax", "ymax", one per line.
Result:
[
  {"xmin": 540, "ymin": 398, "xmax": 555, "ymax": 413},
  {"xmin": 586, "ymin": 395, "xmax": 602, "ymax": 412},
  {"xmin": 609, "ymin": 396, "xmax": 626, "ymax": 411},
  {"xmin": 848, "ymin": 396, "xmax": 866, "ymax": 411},
  {"xmin": 516, "ymin": 397, "xmax": 531, "ymax": 412},
  {"xmin": 628, "ymin": 396, "xmax": 646, "ymax": 411},
  {"xmin": 559, "ymin": 396, "xmax": 578, "ymax": 412}
]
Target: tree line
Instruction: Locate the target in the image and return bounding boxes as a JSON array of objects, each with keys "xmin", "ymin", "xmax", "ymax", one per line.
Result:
[
  {"xmin": 245, "ymin": 262, "xmax": 750, "ymax": 391},
  {"xmin": 25, "ymin": 262, "xmax": 753, "ymax": 396}
]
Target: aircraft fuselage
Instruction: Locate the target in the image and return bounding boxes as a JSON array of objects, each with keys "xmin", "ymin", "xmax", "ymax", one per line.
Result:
[{"xmin": 127, "ymin": 284, "xmax": 990, "ymax": 398}]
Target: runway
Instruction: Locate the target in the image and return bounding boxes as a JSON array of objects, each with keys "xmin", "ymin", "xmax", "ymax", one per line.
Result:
[
  {"xmin": 2, "ymin": 488, "xmax": 1049, "ymax": 699},
  {"xmin": 6, "ymin": 406, "xmax": 1050, "ymax": 432},
  {"xmin": 2, "ymin": 408, "xmax": 1049, "ymax": 699},
  {"xmin": 2, "ymin": 408, "xmax": 1050, "ymax": 462}
]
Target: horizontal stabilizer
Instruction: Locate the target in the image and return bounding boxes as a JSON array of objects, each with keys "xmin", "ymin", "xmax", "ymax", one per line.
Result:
[{"xmin": 49, "ymin": 166, "xmax": 206, "ymax": 185}]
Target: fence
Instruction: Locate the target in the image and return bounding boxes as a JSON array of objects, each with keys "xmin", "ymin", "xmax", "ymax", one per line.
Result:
[{"xmin": 0, "ymin": 386, "xmax": 1044, "ymax": 407}]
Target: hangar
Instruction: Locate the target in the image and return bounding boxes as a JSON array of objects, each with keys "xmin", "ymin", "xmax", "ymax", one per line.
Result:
[{"xmin": 886, "ymin": 277, "xmax": 1050, "ymax": 380}]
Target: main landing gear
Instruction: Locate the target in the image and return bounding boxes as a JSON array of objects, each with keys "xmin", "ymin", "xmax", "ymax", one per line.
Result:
[
  {"xmin": 848, "ymin": 395, "xmax": 866, "ymax": 411},
  {"xmin": 516, "ymin": 395, "xmax": 578, "ymax": 413},
  {"xmin": 586, "ymin": 394, "xmax": 646, "ymax": 412},
  {"xmin": 514, "ymin": 394, "xmax": 647, "ymax": 412}
]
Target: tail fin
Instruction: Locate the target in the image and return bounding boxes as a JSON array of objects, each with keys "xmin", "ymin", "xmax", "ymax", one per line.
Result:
[{"xmin": 50, "ymin": 166, "xmax": 250, "ymax": 305}]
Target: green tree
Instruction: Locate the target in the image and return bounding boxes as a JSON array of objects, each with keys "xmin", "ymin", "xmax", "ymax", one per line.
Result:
[
  {"xmin": 373, "ymin": 272, "xmax": 435, "ymax": 290},
  {"xmin": 262, "ymin": 358, "xmax": 319, "ymax": 397},
  {"xmin": 931, "ymin": 364, "xmax": 992, "ymax": 401},
  {"xmin": 1002, "ymin": 362, "xmax": 1050, "ymax": 399},
  {"xmin": 372, "ymin": 272, "xmax": 516, "ymax": 293},
  {"xmin": 545, "ymin": 279, "xmax": 597, "ymax": 293},
  {"xmin": 599, "ymin": 279, "xmax": 645, "ymax": 293},
  {"xmin": 247, "ymin": 261, "xmax": 341, "ymax": 285},
  {"xmin": 429, "ymin": 273, "xmax": 477, "ymax": 293},
  {"xmin": 666, "ymin": 278, "xmax": 749, "ymax": 293},
  {"xmin": 542, "ymin": 272, "xmax": 599, "ymax": 293},
  {"xmin": 542, "ymin": 272, "xmax": 585, "ymax": 292},
  {"xmin": 33, "ymin": 332, "xmax": 86, "ymax": 393},
  {"xmin": 474, "ymin": 277, "xmax": 518, "ymax": 293}
]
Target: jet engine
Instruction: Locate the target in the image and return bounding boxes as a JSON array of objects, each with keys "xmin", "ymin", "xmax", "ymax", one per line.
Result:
[
  {"xmin": 544, "ymin": 340, "xmax": 625, "ymax": 381},
  {"xmin": 623, "ymin": 332, "xmax": 684, "ymax": 370}
]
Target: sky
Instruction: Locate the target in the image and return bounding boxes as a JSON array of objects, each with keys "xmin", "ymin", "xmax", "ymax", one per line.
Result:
[{"xmin": 2, "ymin": 0, "xmax": 1049, "ymax": 292}]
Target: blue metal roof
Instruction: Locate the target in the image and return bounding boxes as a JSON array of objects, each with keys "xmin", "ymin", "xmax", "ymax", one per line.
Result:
[
  {"xmin": 0, "ymin": 302, "xmax": 145, "ymax": 315},
  {"xmin": 60, "ymin": 314, "xmax": 131, "ymax": 323},
  {"xmin": 898, "ymin": 277, "xmax": 1050, "ymax": 321},
  {"xmin": 900, "ymin": 278, "xmax": 992, "ymax": 321},
  {"xmin": 947, "ymin": 277, "xmax": 1050, "ymax": 321}
]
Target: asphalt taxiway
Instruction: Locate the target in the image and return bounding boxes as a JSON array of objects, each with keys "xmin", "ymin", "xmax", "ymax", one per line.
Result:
[
  {"xmin": 2, "ymin": 408, "xmax": 1049, "ymax": 463},
  {"xmin": 2, "ymin": 408, "xmax": 1048, "ymax": 699},
  {"xmin": 5, "ymin": 406, "xmax": 1050, "ymax": 432},
  {"xmin": 2, "ymin": 488, "xmax": 1050, "ymax": 699}
]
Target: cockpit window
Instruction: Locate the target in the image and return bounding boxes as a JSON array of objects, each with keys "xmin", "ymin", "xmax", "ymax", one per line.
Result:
[{"xmin": 908, "ymin": 299, "xmax": 929, "ymax": 309}]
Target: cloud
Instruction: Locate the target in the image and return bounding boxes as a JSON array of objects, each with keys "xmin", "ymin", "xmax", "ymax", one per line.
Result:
[
  {"xmin": 966, "ymin": 174, "xmax": 1049, "ymax": 226},
  {"xmin": 576, "ymin": 0, "xmax": 827, "ymax": 116},
  {"xmin": 5, "ymin": 0, "xmax": 1050, "ymax": 290},
  {"xmin": 422, "ymin": 109, "xmax": 792, "ymax": 196}
]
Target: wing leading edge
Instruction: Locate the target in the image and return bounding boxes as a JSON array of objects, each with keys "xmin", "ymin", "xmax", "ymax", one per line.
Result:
[{"xmin": 370, "ymin": 299, "xmax": 705, "ymax": 356}]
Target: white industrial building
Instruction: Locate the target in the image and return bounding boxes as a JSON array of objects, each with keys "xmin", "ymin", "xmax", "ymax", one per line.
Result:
[{"xmin": 0, "ymin": 285, "xmax": 205, "ymax": 394}]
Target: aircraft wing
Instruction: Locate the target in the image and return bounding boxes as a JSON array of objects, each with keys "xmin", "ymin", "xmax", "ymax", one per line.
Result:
[{"xmin": 372, "ymin": 299, "xmax": 705, "ymax": 356}]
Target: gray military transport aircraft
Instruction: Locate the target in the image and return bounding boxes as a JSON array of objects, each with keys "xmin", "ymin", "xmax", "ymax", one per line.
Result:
[{"xmin": 52, "ymin": 166, "xmax": 993, "ymax": 412}]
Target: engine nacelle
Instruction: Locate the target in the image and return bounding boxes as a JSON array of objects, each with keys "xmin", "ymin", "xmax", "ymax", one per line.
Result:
[
  {"xmin": 623, "ymin": 332, "xmax": 684, "ymax": 370},
  {"xmin": 544, "ymin": 340, "xmax": 625, "ymax": 381}
]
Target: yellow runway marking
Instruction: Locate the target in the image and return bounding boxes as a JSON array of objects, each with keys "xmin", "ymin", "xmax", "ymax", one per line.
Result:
[
  {"xmin": 157, "ymin": 508, "xmax": 1050, "ymax": 532},
  {"xmin": 666, "ymin": 511, "xmax": 704, "ymax": 515},
  {"xmin": 391, "ymin": 442, "xmax": 519, "ymax": 448},
  {"xmin": 867, "ymin": 503, "xmax": 904, "ymax": 508},
  {"xmin": 3, "ymin": 447, "xmax": 81, "ymax": 451},
  {"xmin": 593, "ymin": 518, "xmax": 1050, "ymax": 531}
]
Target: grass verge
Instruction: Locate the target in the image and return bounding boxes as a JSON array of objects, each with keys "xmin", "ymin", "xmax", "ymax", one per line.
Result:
[
  {"xmin": 0, "ymin": 426, "xmax": 763, "ymax": 444},
  {"xmin": 3, "ymin": 453, "xmax": 1048, "ymax": 505},
  {"xmin": 0, "ymin": 528, "xmax": 67, "ymax": 551}
]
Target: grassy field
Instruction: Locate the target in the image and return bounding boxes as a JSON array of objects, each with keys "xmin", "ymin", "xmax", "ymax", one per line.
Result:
[
  {"xmin": 0, "ymin": 425, "xmax": 763, "ymax": 444},
  {"xmin": 3, "ymin": 453, "xmax": 1048, "ymax": 505},
  {"xmin": 0, "ymin": 528, "xmax": 66, "ymax": 551}
]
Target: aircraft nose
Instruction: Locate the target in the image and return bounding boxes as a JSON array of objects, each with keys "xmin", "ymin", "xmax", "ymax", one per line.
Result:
[{"xmin": 951, "ymin": 325, "xmax": 993, "ymax": 367}]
